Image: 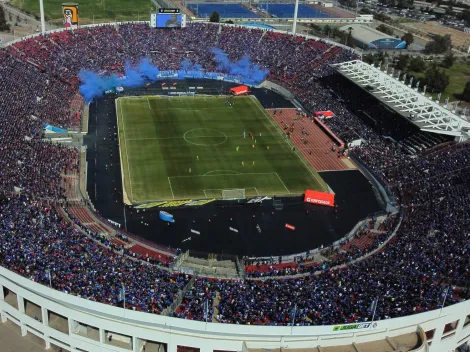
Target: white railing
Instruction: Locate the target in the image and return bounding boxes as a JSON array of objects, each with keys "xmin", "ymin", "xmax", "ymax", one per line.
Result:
[{"xmin": 1, "ymin": 266, "xmax": 470, "ymax": 352}]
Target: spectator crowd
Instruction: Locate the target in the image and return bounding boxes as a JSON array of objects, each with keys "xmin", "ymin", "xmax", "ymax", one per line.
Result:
[{"xmin": 0, "ymin": 22, "xmax": 469, "ymax": 326}]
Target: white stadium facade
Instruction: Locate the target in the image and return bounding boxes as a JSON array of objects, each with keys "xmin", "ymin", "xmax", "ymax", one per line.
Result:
[
  {"xmin": 2, "ymin": 266, "xmax": 470, "ymax": 351},
  {"xmin": 1, "ymin": 8, "xmax": 470, "ymax": 352}
]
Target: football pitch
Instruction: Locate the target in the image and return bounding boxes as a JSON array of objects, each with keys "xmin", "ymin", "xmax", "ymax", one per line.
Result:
[{"xmin": 116, "ymin": 95, "xmax": 328, "ymax": 204}]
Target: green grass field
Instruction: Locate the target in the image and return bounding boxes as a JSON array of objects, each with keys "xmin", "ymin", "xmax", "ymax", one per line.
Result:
[
  {"xmin": 116, "ymin": 95, "xmax": 328, "ymax": 204},
  {"xmin": 411, "ymin": 64, "xmax": 470, "ymax": 101},
  {"xmin": 11, "ymin": 0, "xmax": 155, "ymax": 24}
]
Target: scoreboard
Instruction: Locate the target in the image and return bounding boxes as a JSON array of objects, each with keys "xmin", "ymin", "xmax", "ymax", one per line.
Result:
[{"xmin": 150, "ymin": 9, "xmax": 186, "ymax": 28}]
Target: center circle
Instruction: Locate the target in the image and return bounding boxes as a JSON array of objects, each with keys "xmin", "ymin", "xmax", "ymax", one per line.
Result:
[{"xmin": 183, "ymin": 128, "xmax": 228, "ymax": 146}]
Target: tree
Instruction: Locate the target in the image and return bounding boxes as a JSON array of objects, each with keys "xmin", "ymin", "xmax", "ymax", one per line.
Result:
[
  {"xmin": 376, "ymin": 24, "xmax": 394, "ymax": 36},
  {"xmin": 0, "ymin": 6, "xmax": 9, "ymax": 31},
  {"xmin": 441, "ymin": 52, "xmax": 455, "ymax": 68},
  {"xmin": 224, "ymin": 20, "xmax": 234, "ymax": 24},
  {"xmin": 425, "ymin": 34, "xmax": 452, "ymax": 54},
  {"xmin": 323, "ymin": 25, "xmax": 332, "ymax": 37},
  {"xmin": 401, "ymin": 32, "xmax": 414, "ymax": 49},
  {"xmin": 209, "ymin": 11, "xmax": 220, "ymax": 23},
  {"xmin": 363, "ymin": 53, "xmax": 375, "ymax": 65},
  {"xmin": 461, "ymin": 9, "xmax": 470, "ymax": 25},
  {"xmin": 425, "ymin": 64, "xmax": 449, "ymax": 93},
  {"xmin": 409, "ymin": 56, "xmax": 426, "ymax": 72},
  {"xmin": 395, "ymin": 54, "xmax": 410, "ymax": 70},
  {"xmin": 346, "ymin": 26, "xmax": 354, "ymax": 47},
  {"xmin": 461, "ymin": 81, "xmax": 470, "ymax": 102}
]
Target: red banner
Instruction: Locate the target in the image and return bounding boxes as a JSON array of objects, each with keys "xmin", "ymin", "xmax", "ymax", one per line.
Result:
[
  {"xmin": 304, "ymin": 190, "xmax": 335, "ymax": 207},
  {"xmin": 230, "ymin": 85, "xmax": 250, "ymax": 96},
  {"xmin": 285, "ymin": 223, "xmax": 296, "ymax": 231}
]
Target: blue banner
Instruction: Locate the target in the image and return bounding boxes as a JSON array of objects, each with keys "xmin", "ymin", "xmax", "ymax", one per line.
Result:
[{"xmin": 159, "ymin": 211, "xmax": 175, "ymax": 223}]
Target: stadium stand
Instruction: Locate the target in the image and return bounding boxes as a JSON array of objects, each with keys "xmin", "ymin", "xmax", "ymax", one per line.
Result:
[
  {"xmin": 187, "ymin": 4, "xmax": 260, "ymax": 18},
  {"xmin": 257, "ymin": 4, "xmax": 331, "ymax": 18},
  {"xmin": 0, "ymin": 23, "xmax": 469, "ymax": 340}
]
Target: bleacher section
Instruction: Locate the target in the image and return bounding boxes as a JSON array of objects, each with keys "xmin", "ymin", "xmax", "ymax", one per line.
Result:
[
  {"xmin": 257, "ymin": 4, "xmax": 331, "ymax": 18},
  {"xmin": 187, "ymin": 4, "xmax": 259, "ymax": 18}
]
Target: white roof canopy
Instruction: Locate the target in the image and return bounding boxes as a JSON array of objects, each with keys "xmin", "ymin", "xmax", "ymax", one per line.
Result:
[{"xmin": 331, "ymin": 60, "xmax": 470, "ymax": 140}]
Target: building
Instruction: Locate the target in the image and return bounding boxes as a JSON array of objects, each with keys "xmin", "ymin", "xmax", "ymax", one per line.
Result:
[{"xmin": 340, "ymin": 24, "xmax": 406, "ymax": 49}]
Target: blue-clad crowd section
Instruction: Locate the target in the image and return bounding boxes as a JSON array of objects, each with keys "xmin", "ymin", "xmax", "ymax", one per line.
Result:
[
  {"xmin": 257, "ymin": 4, "xmax": 331, "ymax": 18},
  {"xmin": 187, "ymin": 4, "xmax": 259, "ymax": 18}
]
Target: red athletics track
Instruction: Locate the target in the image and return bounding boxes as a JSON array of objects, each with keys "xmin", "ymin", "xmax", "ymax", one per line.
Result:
[{"xmin": 267, "ymin": 108, "xmax": 356, "ymax": 172}]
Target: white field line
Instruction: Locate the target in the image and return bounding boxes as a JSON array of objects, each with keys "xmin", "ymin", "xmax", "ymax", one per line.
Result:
[
  {"xmin": 254, "ymin": 187, "xmax": 260, "ymax": 195},
  {"xmin": 168, "ymin": 177, "xmax": 175, "ymax": 199},
  {"xmin": 125, "ymin": 134, "xmax": 263, "ymax": 141},
  {"xmin": 119, "ymin": 99, "xmax": 134, "ymax": 202},
  {"xmin": 249, "ymin": 95, "xmax": 328, "ymax": 193},
  {"xmin": 169, "ymin": 172, "xmax": 278, "ymax": 179},
  {"xmin": 275, "ymin": 172, "xmax": 290, "ymax": 194}
]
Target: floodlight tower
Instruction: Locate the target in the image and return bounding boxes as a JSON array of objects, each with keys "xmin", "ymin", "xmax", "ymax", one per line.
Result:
[
  {"xmin": 292, "ymin": 0, "xmax": 299, "ymax": 35},
  {"xmin": 39, "ymin": 0, "xmax": 46, "ymax": 34}
]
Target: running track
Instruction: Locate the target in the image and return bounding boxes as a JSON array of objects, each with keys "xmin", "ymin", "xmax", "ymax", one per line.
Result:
[{"xmin": 267, "ymin": 109, "xmax": 355, "ymax": 171}]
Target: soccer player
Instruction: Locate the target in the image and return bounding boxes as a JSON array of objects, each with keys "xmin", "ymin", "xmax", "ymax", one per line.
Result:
[
  {"xmin": 252, "ymin": 161, "xmax": 255, "ymax": 166},
  {"xmin": 267, "ymin": 146, "xmax": 270, "ymax": 150},
  {"xmin": 252, "ymin": 144, "xmax": 255, "ymax": 148},
  {"xmin": 189, "ymin": 168, "xmax": 192, "ymax": 173},
  {"xmin": 197, "ymin": 155, "xmax": 199, "ymax": 160},
  {"xmin": 242, "ymin": 161, "xmax": 244, "ymax": 167},
  {"xmin": 236, "ymin": 146, "xmax": 239, "ymax": 152}
]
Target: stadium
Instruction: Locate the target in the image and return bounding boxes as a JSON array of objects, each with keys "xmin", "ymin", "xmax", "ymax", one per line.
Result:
[{"xmin": 0, "ymin": 5, "xmax": 470, "ymax": 352}]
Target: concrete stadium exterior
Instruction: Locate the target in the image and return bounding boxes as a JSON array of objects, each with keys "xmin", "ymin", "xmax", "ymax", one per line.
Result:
[
  {"xmin": 1, "ymin": 22, "xmax": 469, "ymax": 352},
  {"xmin": 1, "ymin": 267, "xmax": 470, "ymax": 352}
]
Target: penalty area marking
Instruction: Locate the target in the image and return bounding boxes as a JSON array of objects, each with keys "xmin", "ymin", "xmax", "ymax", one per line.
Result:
[
  {"xmin": 169, "ymin": 172, "xmax": 279, "ymax": 179},
  {"xmin": 168, "ymin": 177, "xmax": 175, "ymax": 199},
  {"xmin": 203, "ymin": 187, "xmax": 260, "ymax": 197},
  {"xmin": 275, "ymin": 172, "xmax": 290, "ymax": 194},
  {"xmin": 203, "ymin": 170, "xmax": 242, "ymax": 176}
]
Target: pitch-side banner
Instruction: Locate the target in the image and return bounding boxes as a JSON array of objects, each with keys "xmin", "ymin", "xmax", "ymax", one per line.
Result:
[{"xmin": 304, "ymin": 190, "xmax": 335, "ymax": 207}]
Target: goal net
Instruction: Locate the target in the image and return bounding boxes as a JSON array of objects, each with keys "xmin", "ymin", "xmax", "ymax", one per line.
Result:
[{"xmin": 222, "ymin": 189, "xmax": 246, "ymax": 200}]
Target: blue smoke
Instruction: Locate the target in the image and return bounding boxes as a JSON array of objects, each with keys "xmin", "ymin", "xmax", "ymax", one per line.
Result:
[
  {"xmin": 78, "ymin": 52, "xmax": 269, "ymax": 102},
  {"xmin": 211, "ymin": 48, "xmax": 269, "ymax": 85}
]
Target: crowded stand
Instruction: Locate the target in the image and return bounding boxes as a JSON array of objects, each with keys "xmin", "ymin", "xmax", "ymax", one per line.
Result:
[{"xmin": 0, "ymin": 22, "xmax": 469, "ymax": 327}]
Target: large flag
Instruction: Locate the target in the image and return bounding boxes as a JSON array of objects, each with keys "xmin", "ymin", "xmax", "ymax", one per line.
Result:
[{"xmin": 369, "ymin": 298, "xmax": 378, "ymax": 314}]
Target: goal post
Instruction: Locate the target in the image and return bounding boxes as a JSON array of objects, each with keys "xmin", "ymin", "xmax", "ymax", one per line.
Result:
[{"xmin": 222, "ymin": 189, "xmax": 246, "ymax": 200}]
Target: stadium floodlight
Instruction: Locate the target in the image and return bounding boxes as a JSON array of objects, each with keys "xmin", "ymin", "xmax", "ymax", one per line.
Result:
[
  {"xmin": 292, "ymin": 0, "xmax": 299, "ymax": 35},
  {"xmin": 39, "ymin": 0, "xmax": 46, "ymax": 34}
]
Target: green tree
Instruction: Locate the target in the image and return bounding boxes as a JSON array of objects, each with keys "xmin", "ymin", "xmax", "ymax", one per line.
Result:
[
  {"xmin": 425, "ymin": 64, "xmax": 449, "ymax": 93},
  {"xmin": 461, "ymin": 9, "xmax": 470, "ymax": 24},
  {"xmin": 224, "ymin": 20, "xmax": 234, "ymax": 24},
  {"xmin": 209, "ymin": 11, "xmax": 220, "ymax": 23},
  {"xmin": 441, "ymin": 52, "xmax": 455, "ymax": 68},
  {"xmin": 346, "ymin": 26, "xmax": 354, "ymax": 47},
  {"xmin": 377, "ymin": 24, "xmax": 394, "ymax": 36},
  {"xmin": 323, "ymin": 25, "xmax": 332, "ymax": 37},
  {"xmin": 373, "ymin": 13, "xmax": 392, "ymax": 22},
  {"xmin": 0, "ymin": 6, "xmax": 9, "ymax": 31},
  {"xmin": 401, "ymin": 32, "xmax": 414, "ymax": 49},
  {"xmin": 409, "ymin": 56, "xmax": 426, "ymax": 72},
  {"xmin": 425, "ymin": 34, "xmax": 452, "ymax": 54},
  {"xmin": 363, "ymin": 53, "xmax": 375, "ymax": 65},
  {"xmin": 395, "ymin": 54, "xmax": 410, "ymax": 70},
  {"xmin": 461, "ymin": 81, "xmax": 470, "ymax": 102}
]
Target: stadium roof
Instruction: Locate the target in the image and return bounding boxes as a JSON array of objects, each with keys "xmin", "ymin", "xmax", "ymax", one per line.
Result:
[
  {"xmin": 331, "ymin": 60, "xmax": 470, "ymax": 140},
  {"xmin": 339, "ymin": 24, "xmax": 394, "ymax": 44}
]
